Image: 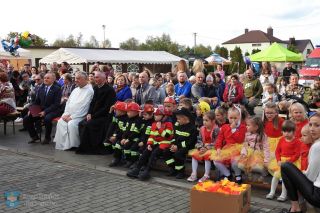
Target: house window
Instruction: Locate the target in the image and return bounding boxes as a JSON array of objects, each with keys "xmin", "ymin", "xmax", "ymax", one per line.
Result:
[
  {"xmin": 252, "ymin": 43, "xmax": 261, "ymax": 47},
  {"xmin": 307, "ymin": 49, "xmax": 311, "ymax": 54}
]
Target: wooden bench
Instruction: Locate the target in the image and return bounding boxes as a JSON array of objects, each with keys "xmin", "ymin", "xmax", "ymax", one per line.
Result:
[
  {"xmin": 0, "ymin": 111, "xmax": 21, "ymax": 135},
  {"xmin": 151, "ymin": 158, "xmax": 275, "ymax": 190}
]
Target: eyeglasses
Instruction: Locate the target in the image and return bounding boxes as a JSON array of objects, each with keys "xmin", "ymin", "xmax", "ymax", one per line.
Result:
[
  {"xmin": 265, "ymin": 112, "xmax": 275, "ymax": 115},
  {"xmin": 34, "ymin": 79, "xmax": 41, "ymax": 81}
]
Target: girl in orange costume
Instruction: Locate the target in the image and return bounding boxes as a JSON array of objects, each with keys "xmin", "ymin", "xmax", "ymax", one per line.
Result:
[
  {"xmin": 188, "ymin": 111, "xmax": 220, "ymax": 183},
  {"xmin": 212, "ymin": 105, "xmax": 246, "ymax": 184}
]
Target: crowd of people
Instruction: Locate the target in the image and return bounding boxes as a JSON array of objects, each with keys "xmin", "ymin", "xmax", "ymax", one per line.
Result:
[{"xmin": 0, "ymin": 59, "xmax": 320, "ymax": 212}]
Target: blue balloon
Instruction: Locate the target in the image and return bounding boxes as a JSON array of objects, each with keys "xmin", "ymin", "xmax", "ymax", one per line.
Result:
[{"xmin": 243, "ymin": 56, "xmax": 251, "ymax": 65}]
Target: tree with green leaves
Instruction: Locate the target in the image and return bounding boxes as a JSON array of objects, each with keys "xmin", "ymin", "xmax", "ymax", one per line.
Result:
[
  {"xmin": 230, "ymin": 46, "xmax": 246, "ymax": 73},
  {"xmin": 213, "ymin": 45, "xmax": 229, "ymax": 59},
  {"xmin": 76, "ymin": 32, "xmax": 83, "ymax": 47},
  {"xmin": 84, "ymin": 35, "xmax": 99, "ymax": 48},
  {"xmin": 194, "ymin": 44, "xmax": 212, "ymax": 57},
  {"xmin": 251, "ymin": 48, "xmax": 261, "ymax": 54},
  {"xmin": 120, "ymin": 37, "xmax": 140, "ymax": 50},
  {"xmin": 53, "ymin": 34, "xmax": 77, "ymax": 47},
  {"xmin": 101, "ymin": 39, "xmax": 111, "ymax": 48},
  {"xmin": 219, "ymin": 47, "xmax": 229, "ymax": 59},
  {"xmin": 139, "ymin": 34, "xmax": 180, "ymax": 56}
]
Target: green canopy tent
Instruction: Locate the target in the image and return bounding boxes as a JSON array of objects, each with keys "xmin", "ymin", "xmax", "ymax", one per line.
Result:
[{"xmin": 249, "ymin": 42, "xmax": 303, "ymax": 62}]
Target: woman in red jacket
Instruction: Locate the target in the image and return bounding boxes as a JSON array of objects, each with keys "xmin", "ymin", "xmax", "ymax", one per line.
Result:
[{"xmin": 223, "ymin": 74, "xmax": 244, "ymax": 106}]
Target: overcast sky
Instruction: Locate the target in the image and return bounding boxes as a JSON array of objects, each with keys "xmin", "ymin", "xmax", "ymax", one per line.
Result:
[{"xmin": 1, "ymin": 0, "xmax": 320, "ymax": 48}]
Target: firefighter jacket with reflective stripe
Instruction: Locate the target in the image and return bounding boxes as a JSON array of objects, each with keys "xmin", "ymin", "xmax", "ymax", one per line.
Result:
[
  {"xmin": 147, "ymin": 121, "xmax": 174, "ymax": 150},
  {"xmin": 139, "ymin": 118, "xmax": 154, "ymax": 143},
  {"xmin": 106, "ymin": 114, "xmax": 128, "ymax": 140},
  {"xmin": 173, "ymin": 122, "xmax": 197, "ymax": 150},
  {"xmin": 122, "ymin": 115, "xmax": 143, "ymax": 142}
]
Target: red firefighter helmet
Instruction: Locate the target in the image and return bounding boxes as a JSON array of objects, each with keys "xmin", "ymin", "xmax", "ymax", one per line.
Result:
[
  {"xmin": 114, "ymin": 101, "xmax": 127, "ymax": 111},
  {"xmin": 127, "ymin": 102, "xmax": 140, "ymax": 112},
  {"xmin": 164, "ymin": 97, "xmax": 176, "ymax": 105},
  {"xmin": 143, "ymin": 104, "xmax": 154, "ymax": 113},
  {"xmin": 154, "ymin": 105, "xmax": 172, "ymax": 116}
]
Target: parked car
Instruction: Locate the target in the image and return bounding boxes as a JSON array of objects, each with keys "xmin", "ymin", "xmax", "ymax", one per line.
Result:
[{"xmin": 299, "ymin": 45, "xmax": 320, "ymax": 87}]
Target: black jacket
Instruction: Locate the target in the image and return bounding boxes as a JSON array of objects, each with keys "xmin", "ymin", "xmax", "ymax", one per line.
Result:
[
  {"xmin": 89, "ymin": 84, "xmax": 116, "ymax": 119},
  {"xmin": 122, "ymin": 115, "xmax": 143, "ymax": 142},
  {"xmin": 106, "ymin": 114, "xmax": 128, "ymax": 140},
  {"xmin": 139, "ymin": 118, "xmax": 154, "ymax": 143},
  {"xmin": 173, "ymin": 122, "xmax": 197, "ymax": 150}
]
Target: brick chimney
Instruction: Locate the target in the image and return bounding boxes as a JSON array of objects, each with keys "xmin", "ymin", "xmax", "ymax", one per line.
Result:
[
  {"xmin": 289, "ymin": 37, "xmax": 296, "ymax": 45},
  {"xmin": 267, "ymin": 27, "xmax": 273, "ymax": 37},
  {"xmin": 245, "ymin": 28, "xmax": 249, "ymax": 34}
]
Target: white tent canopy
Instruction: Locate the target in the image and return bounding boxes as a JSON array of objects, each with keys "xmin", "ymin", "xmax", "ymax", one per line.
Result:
[
  {"xmin": 0, "ymin": 41, "xmax": 31, "ymax": 59},
  {"xmin": 39, "ymin": 48, "xmax": 185, "ymax": 65}
]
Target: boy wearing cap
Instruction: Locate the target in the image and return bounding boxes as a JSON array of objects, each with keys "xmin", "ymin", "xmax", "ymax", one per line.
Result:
[
  {"xmin": 110, "ymin": 102, "xmax": 143, "ymax": 167},
  {"xmin": 105, "ymin": 101, "xmax": 128, "ymax": 154},
  {"xmin": 167, "ymin": 107, "xmax": 197, "ymax": 179},
  {"xmin": 127, "ymin": 105, "xmax": 174, "ymax": 180}
]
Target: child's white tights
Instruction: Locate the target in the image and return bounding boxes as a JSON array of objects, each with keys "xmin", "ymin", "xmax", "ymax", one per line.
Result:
[
  {"xmin": 214, "ymin": 161, "xmax": 231, "ymax": 177},
  {"xmin": 269, "ymin": 176, "xmax": 287, "ymax": 198},
  {"xmin": 192, "ymin": 158, "xmax": 211, "ymax": 177}
]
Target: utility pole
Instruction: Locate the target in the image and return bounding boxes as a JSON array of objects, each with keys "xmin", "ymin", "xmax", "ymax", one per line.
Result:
[
  {"xmin": 193, "ymin": 32, "xmax": 197, "ymax": 54},
  {"xmin": 102, "ymin": 25, "xmax": 106, "ymax": 48}
]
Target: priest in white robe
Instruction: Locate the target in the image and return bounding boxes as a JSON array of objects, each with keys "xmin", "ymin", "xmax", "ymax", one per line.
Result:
[{"xmin": 54, "ymin": 71, "xmax": 94, "ymax": 150}]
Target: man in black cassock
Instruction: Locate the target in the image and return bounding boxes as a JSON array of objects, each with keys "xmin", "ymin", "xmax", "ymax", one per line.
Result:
[{"xmin": 76, "ymin": 71, "xmax": 116, "ymax": 155}]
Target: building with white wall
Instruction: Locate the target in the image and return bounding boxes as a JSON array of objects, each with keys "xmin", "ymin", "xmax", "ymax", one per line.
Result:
[{"xmin": 222, "ymin": 27, "xmax": 314, "ymax": 60}]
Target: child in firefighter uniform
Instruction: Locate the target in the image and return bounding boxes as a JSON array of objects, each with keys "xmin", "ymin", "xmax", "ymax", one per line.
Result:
[
  {"xmin": 104, "ymin": 101, "xmax": 128, "ymax": 154},
  {"xmin": 127, "ymin": 105, "xmax": 174, "ymax": 180},
  {"xmin": 109, "ymin": 102, "xmax": 143, "ymax": 167},
  {"xmin": 167, "ymin": 107, "xmax": 197, "ymax": 179},
  {"xmin": 137, "ymin": 104, "xmax": 155, "ymax": 154}
]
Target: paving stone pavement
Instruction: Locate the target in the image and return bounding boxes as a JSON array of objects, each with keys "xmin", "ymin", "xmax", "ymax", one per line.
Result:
[{"xmin": 0, "ymin": 149, "xmax": 288, "ymax": 213}]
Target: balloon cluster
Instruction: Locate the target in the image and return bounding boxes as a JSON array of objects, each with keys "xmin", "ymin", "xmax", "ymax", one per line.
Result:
[{"xmin": 1, "ymin": 31, "xmax": 34, "ymax": 56}]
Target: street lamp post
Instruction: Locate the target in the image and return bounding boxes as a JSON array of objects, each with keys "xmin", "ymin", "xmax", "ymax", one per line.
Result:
[{"xmin": 102, "ymin": 25, "xmax": 106, "ymax": 48}]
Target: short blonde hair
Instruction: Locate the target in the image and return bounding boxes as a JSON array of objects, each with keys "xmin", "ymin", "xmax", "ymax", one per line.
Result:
[{"xmin": 289, "ymin": 102, "xmax": 307, "ymax": 119}]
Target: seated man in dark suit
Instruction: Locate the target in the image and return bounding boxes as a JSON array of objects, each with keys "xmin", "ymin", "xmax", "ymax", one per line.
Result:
[{"xmin": 23, "ymin": 72, "xmax": 62, "ymax": 144}]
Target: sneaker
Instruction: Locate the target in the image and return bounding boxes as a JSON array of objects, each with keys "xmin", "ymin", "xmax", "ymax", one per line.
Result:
[
  {"xmin": 175, "ymin": 171, "xmax": 185, "ymax": 179},
  {"xmin": 138, "ymin": 169, "xmax": 150, "ymax": 181},
  {"xmin": 167, "ymin": 167, "xmax": 177, "ymax": 177},
  {"xmin": 14, "ymin": 117, "xmax": 23, "ymax": 123},
  {"xmin": 127, "ymin": 168, "xmax": 140, "ymax": 178},
  {"xmin": 235, "ymin": 175, "xmax": 242, "ymax": 184},
  {"xmin": 266, "ymin": 193, "xmax": 275, "ymax": 200},
  {"xmin": 187, "ymin": 174, "xmax": 197, "ymax": 182},
  {"xmin": 198, "ymin": 175, "xmax": 210, "ymax": 183},
  {"xmin": 277, "ymin": 196, "xmax": 287, "ymax": 202},
  {"xmin": 124, "ymin": 161, "xmax": 134, "ymax": 168}
]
